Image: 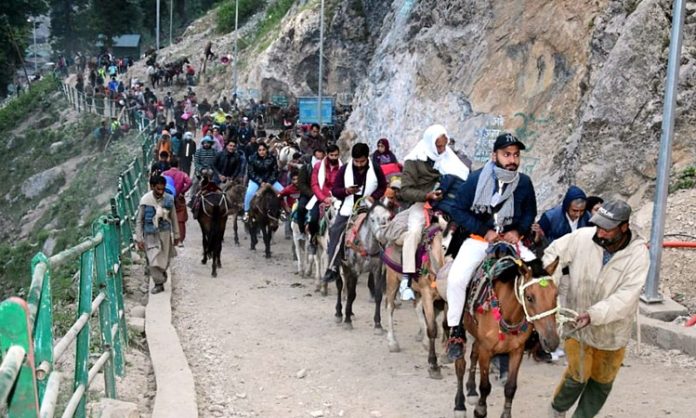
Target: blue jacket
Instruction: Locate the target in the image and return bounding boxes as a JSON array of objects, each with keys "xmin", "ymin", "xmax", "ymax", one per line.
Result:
[
  {"xmin": 432, "ymin": 174, "xmax": 466, "ymax": 217},
  {"xmin": 538, "ymin": 185, "xmax": 590, "ymax": 243},
  {"xmin": 448, "ymin": 168, "xmax": 537, "ymax": 237}
]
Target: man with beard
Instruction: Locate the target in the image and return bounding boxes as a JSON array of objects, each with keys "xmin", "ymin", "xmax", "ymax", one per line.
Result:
[
  {"xmin": 302, "ymin": 123, "xmax": 326, "ymax": 155},
  {"xmin": 135, "ymin": 175, "xmax": 180, "ymax": 294},
  {"xmin": 544, "ymin": 200, "xmax": 648, "ymax": 418},
  {"xmin": 307, "ymin": 145, "xmax": 342, "ymax": 250},
  {"xmin": 445, "ymin": 133, "xmax": 537, "ymax": 360},
  {"xmin": 322, "ymin": 143, "xmax": 387, "ymax": 283}
]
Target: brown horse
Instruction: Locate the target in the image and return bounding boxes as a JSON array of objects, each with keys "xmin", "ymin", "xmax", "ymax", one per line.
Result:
[
  {"xmin": 249, "ymin": 184, "xmax": 282, "ymax": 258},
  {"xmin": 221, "ymin": 179, "xmax": 246, "ymax": 246},
  {"xmin": 384, "ymin": 223, "xmax": 448, "ymax": 379},
  {"xmin": 196, "ymin": 181, "xmax": 230, "ymax": 277},
  {"xmin": 444, "ymin": 241, "xmax": 559, "ymax": 418}
]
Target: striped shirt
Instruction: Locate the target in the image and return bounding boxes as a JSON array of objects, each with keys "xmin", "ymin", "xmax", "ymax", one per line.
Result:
[{"xmin": 193, "ymin": 147, "xmax": 217, "ymax": 175}]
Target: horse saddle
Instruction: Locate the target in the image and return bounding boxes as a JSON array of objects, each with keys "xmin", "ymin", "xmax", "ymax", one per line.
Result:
[{"xmin": 381, "ymin": 225, "xmax": 442, "ymax": 276}]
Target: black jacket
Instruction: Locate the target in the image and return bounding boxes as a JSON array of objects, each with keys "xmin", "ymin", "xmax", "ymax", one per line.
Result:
[
  {"xmin": 214, "ymin": 150, "xmax": 245, "ymax": 179},
  {"xmin": 448, "ymin": 168, "xmax": 537, "ymax": 237},
  {"xmin": 247, "ymin": 154, "xmax": 279, "ymax": 185}
]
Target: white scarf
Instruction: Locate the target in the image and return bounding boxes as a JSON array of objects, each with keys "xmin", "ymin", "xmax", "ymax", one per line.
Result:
[
  {"xmin": 339, "ymin": 160, "xmax": 378, "ymax": 217},
  {"xmin": 307, "ymin": 158, "xmax": 343, "ymax": 210},
  {"xmin": 404, "ymin": 124, "xmax": 470, "ymax": 180}
]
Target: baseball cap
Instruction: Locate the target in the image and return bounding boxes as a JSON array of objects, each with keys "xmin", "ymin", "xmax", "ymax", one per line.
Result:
[
  {"xmin": 590, "ymin": 200, "xmax": 632, "ymax": 230},
  {"xmin": 493, "ymin": 133, "xmax": 526, "ymax": 151}
]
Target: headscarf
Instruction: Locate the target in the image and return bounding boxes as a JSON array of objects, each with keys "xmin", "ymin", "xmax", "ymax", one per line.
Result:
[
  {"xmin": 373, "ymin": 138, "xmax": 398, "ymax": 165},
  {"xmin": 404, "ymin": 124, "xmax": 469, "ymax": 180}
]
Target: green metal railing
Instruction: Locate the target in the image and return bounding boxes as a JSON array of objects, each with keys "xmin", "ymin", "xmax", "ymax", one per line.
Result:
[{"xmin": 0, "ymin": 121, "xmax": 156, "ymax": 417}]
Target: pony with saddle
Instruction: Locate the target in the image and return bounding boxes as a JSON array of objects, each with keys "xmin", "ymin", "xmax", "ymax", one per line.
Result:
[
  {"xmin": 249, "ymin": 184, "xmax": 282, "ymax": 258},
  {"xmin": 334, "ymin": 199, "xmax": 392, "ymax": 330},
  {"xmin": 194, "ymin": 171, "xmax": 231, "ymax": 277},
  {"xmin": 443, "ymin": 241, "xmax": 560, "ymax": 418},
  {"xmin": 381, "ymin": 213, "xmax": 450, "ymax": 379}
]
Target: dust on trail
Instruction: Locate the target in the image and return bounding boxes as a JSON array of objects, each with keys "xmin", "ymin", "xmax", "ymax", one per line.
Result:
[{"xmin": 171, "ymin": 220, "xmax": 696, "ymax": 418}]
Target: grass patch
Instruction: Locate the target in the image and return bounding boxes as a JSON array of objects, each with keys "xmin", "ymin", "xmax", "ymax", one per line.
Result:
[
  {"xmin": 0, "ymin": 76, "xmax": 60, "ymax": 134},
  {"xmin": 670, "ymin": 166, "xmax": 696, "ymax": 193},
  {"xmin": 216, "ymin": 0, "xmax": 268, "ymax": 33}
]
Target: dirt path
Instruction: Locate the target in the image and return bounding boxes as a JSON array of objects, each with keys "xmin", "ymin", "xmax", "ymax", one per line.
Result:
[{"xmin": 171, "ymin": 220, "xmax": 696, "ymax": 418}]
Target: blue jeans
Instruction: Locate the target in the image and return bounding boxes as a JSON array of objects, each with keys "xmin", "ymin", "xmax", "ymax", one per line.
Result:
[{"xmin": 244, "ymin": 181, "xmax": 282, "ymax": 211}]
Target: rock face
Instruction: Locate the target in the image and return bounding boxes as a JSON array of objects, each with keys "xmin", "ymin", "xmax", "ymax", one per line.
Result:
[
  {"xmin": 20, "ymin": 166, "xmax": 65, "ymax": 199},
  {"xmin": 234, "ymin": 0, "xmax": 696, "ymax": 207}
]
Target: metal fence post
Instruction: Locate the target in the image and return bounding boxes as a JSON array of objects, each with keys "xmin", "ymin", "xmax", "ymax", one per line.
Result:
[
  {"xmin": 73, "ymin": 249, "xmax": 94, "ymax": 418},
  {"xmin": 94, "ymin": 217, "xmax": 125, "ymax": 377},
  {"xmin": 29, "ymin": 253, "xmax": 53, "ymax": 402},
  {"xmin": 105, "ymin": 217, "xmax": 128, "ymax": 348},
  {"xmin": 92, "ymin": 223, "xmax": 118, "ymax": 398},
  {"xmin": 0, "ymin": 298, "xmax": 40, "ymax": 417}
]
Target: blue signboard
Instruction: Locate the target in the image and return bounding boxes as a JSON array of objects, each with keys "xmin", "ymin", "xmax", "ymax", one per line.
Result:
[{"xmin": 298, "ymin": 97, "xmax": 333, "ymax": 125}]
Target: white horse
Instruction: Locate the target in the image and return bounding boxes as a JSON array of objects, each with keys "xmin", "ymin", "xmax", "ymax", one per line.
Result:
[{"xmin": 310, "ymin": 201, "xmax": 337, "ymax": 295}]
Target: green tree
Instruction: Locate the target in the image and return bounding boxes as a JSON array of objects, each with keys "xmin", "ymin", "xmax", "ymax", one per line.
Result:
[
  {"xmin": 89, "ymin": 0, "xmax": 142, "ymax": 48},
  {"xmin": 0, "ymin": 0, "xmax": 48, "ymax": 96},
  {"xmin": 49, "ymin": 0, "xmax": 89, "ymax": 56}
]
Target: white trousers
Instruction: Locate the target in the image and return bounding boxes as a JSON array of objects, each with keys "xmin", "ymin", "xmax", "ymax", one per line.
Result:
[
  {"xmin": 402, "ymin": 202, "xmax": 426, "ymax": 274},
  {"xmin": 446, "ymin": 238, "xmax": 535, "ymax": 326}
]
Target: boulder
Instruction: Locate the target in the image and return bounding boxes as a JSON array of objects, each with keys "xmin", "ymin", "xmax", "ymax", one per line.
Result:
[{"xmin": 21, "ymin": 166, "xmax": 65, "ymax": 199}]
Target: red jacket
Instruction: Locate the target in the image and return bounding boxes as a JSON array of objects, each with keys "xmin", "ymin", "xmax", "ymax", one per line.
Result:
[
  {"xmin": 279, "ymin": 183, "xmax": 300, "ymax": 207},
  {"xmin": 162, "ymin": 167, "xmax": 192, "ymax": 195},
  {"xmin": 311, "ymin": 159, "xmax": 341, "ymax": 203}
]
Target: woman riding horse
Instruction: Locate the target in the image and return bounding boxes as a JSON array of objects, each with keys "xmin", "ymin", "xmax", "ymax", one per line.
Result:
[{"xmin": 243, "ymin": 142, "xmax": 283, "ymax": 222}]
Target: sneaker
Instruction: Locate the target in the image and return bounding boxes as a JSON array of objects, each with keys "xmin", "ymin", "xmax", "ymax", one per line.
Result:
[
  {"xmin": 399, "ymin": 277, "xmax": 415, "ymax": 301},
  {"xmin": 242, "ymin": 212, "xmax": 249, "ymax": 223},
  {"xmin": 150, "ymin": 284, "xmax": 165, "ymax": 294},
  {"xmin": 322, "ymin": 269, "xmax": 339, "ymax": 283},
  {"xmin": 446, "ymin": 327, "xmax": 465, "ymax": 362}
]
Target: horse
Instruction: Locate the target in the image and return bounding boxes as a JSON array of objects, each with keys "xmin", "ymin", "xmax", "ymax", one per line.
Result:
[
  {"xmin": 196, "ymin": 178, "xmax": 231, "ymax": 277},
  {"xmin": 163, "ymin": 57, "xmax": 190, "ymax": 85},
  {"xmin": 444, "ymin": 241, "xmax": 560, "ymax": 418},
  {"xmin": 335, "ymin": 200, "xmax": 392, "ymax": 330},
  {"xmin": 221, "ymin": 179, "xmax": 246, "ymax": 246},
  {"xmin": 382, "ymin": 222, "xmax": 448, "ymax": 380},
  {"xmin": 309, "ymin": 201, "xmax": 337, "ymax": 295},
  {"xmin": 249, "ymin": 184, "xmax": 282, "ymax": 258}
]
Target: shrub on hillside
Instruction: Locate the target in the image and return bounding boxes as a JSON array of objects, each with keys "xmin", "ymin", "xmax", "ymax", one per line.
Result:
[
  {"xmin": 0, "ymin": 76, "xmax": 60, "ymax": 134},
  {"xmin": 217, "ymin": 0, "xmax": 267, "ymax": 33}
]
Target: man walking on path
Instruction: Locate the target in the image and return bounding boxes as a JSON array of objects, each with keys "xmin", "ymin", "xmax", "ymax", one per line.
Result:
[
  {"xmin": 544, "ymin": 200, "xmax": 649, "ymax": 418},
  {"xmin": 135, "ymin": 175, "xmax": 180, "ymax": 294}
]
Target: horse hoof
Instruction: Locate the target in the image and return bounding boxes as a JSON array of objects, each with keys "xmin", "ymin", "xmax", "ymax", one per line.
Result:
[
  {"xmin": 201, "ymin": 259, "xmax": 207, "ymax": 265},
  {"xmin": 265, "ymin": 253, "xmax": 272, "ymax": 259},
  {"xmin": 334, "ymin": 315, "xmax": 343, "ymax": 324},
  {"xmin": 321, "ymin": 287, "xmax": 328, "ymax": 297},
  {"xmin": 415, "ymin": 333, "xmax": 425, "ymax": 343},
  {"xmin": 473, "ymin": 407, "xmax": 487, "ymax": 418},
  {"xmin": 343, "ymin": 322, "xmax": 353, "ymax": 330},
  {"xmin": 453, "ymin": 410, "xmax": 466, "ymax": 418},
  {"xmin": 467, "ymin": 396, "xmax": 479, "ymax": 406},
  {"xmin": 212, "ymin": 272, "xmax": 217, "ymax": 278},
  {"xmin": 428, "ymin": 367, "xmax": 443, "ymax": 380},
  {"xmin": 500, "ymin": 412, "xmax": 512, "ymax": 418},
  {"xmin": 373, "ymin": 327, "xmax": 385, "ymax": 336},
  {"xmin": 388, "ymin": 342, "xmax": 401, "ymax": 353}
]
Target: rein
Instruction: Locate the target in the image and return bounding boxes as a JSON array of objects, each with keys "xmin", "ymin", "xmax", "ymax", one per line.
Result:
[{"xmin": 200, "ymin": 192, "xmax": 229, "ymax": 218}]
